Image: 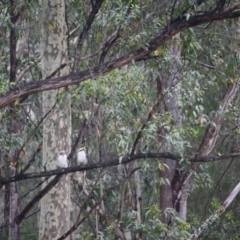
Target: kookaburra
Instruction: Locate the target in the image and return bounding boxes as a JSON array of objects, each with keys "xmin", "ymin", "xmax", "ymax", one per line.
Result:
[
  {"xmin": 77, "ymin": 147, "xmax": 88, "ymax": 187},
  {"xmin": 77, "ymin": 147, "xmax": 88, "ymax": 165},
  {"xmin": 58, "ymin": 150, "xmax": 68, "ymax": 168}
]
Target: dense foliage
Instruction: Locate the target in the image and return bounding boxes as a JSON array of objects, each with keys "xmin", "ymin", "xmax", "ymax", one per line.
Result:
[{"xmin": 1, "ymin": 0, "xmax": 240, "ymax": 239}]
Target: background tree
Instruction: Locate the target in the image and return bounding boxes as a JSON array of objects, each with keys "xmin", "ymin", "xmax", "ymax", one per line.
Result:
[
  {"xmin": 1, "ymin": 1, "xmax": 240, "ymax": 239},
  {"xmin": 38, "ymin": 0, "xmax": 71, "ymax": 239}
]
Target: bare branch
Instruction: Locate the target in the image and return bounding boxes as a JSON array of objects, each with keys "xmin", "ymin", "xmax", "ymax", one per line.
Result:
[
  {"xmin": 189, "ymin": 181, "xmax": 240, "ymax": 240},
  {"xmin": 1, "ymin": 151, "xmax": 240, "ymax": 184},
  {"xmin": 222, "ymin": 1, "xmax": 240, "ymax": 13},
  {"xmin": 58, "ymin": 196, "xmax": 103, "ymax": 240},
  {"xmin": 20, "ymin": 143, "xmax": 42, "ymax": 174},
  {"xmin": 203, "ymin": 158, "xmax": 234, "ymax": 219},
  {"xmin": 1, "ymin": 3, "xmax": 240, "ymax": 109},
  {"xmin": 196, "ymin": 61, "xmax": 215, "ymax": 69},
  {"xmin": 17, "ymin": 63, "xmax": 37, "ymax": 82},
  {"xmin": 19, "ymin": 177, "xmax": 50, "ymax": 201},
  {"xmin": 73, "ymin": 0, "xmax": 105, "ymax": 71},
  {"xmin": 45, "ymin": 60, "xmax": 73, "ymax": 79},
  {"xmin": 0, "ymin": 152, "xmax": 179, "ymax": 184},
  {"xmin": 68, "ymin": 118, "xmax": 87, "ymax": 161},
  {"xmin": 99, "ymin": 26, "xmax": 121, "ymax": 64},
  {"xmin": 15, "ymin": 174, "xmax": 62, "ymax": 224},
  {"xmin": 130, "ymin": 104, "xmax": 157, "ymax": 155},
  {"xmin": 170, "ymin": 0, "xmax": 178, "ymax": 23}
]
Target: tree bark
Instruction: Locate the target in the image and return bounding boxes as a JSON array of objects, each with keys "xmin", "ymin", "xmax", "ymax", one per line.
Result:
[
  {"xmin": 8, "ymin": 1, "xmax": 20, "ymax": 238},
  {"xmin": 175, "ymin": 82, "xmax": 239, "ymax": 221},
  {"xmin": 158, "ymin": 35, "xmax": 181, "ymax": 223},
  {"xmin": 9, "ymin": 180, "xmax": 19, "ymax": 240},
  {"xmin": 38, "ymin": 1, "xmax": 71, "ymax": 239},
  {"xmin": 133, "ymin": 162, "xmax": 142, "ymax": 239}
]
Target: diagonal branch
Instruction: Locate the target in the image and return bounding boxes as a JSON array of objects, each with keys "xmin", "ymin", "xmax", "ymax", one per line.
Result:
[
  {"xmin": 1, "ymin": 3, "xmax": 240, "ymax": 109},
  {"xmin": 99, "ymin": 26, "xmax": 121, "ymax": 64},
  {"xmin": 130, "ymin": 104, "xmax": 157, "ymax": 155},
  {"xmin": 20, "ymin": 142, "xmax": 42, "ymax": 174},
  {"xmin": 58, "ymin": 196, "xmax": 104, "ymax": 240},
  {"xmin": 68, "ymin": 118, "xmax": 88, "ymax": 161},
  {"xmin": 59, "ymin": 167, "xmax": 136, "ymax": 239},
  {"xmin": 15, "ymin": 174, "xmax": 63, "ymax": 224},
  {"xmin": 73, "ymin": 0, "xmax": 105, "ymax": 71},
  {"xmin": 189, "ymin": 181, "xmax": 240, "ymax": 240}
]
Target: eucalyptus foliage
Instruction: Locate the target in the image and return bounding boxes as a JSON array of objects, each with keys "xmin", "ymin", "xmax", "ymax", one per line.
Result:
[{"xmin": 1, "ymin": 0, "xmax": 240, "ymax": 239}]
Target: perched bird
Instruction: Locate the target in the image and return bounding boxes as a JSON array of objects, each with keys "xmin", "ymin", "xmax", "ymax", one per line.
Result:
[
  {"xmin": 77, "ymin": 147, "xmax": 88, "ymax": 187},
  {"xmin": 77, "ymin": 147, "xmax": 88, "ymax": 165},
  {"xmin": 58, "ymin": 150, "xmax": 68, "ymax": 168}
]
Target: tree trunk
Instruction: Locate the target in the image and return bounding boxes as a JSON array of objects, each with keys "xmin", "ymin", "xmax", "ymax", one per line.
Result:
[
  {"xmin": 38, "ymin": 1, "xmax": 71, "ymax": 239},
  {"xmin": 9, "ymin": 181, "xmax": 19, "ymax": 240},
  {"xmin": 133, "ymin": 162, "xmax": 142, "ymax": 240},
  {"xmin": 8, "ymin": 1, "xmax": 20, "ymax": 238},
  {"xmin": 174, "ymin": 83, "xmax": 238, "ymax": 221},
  {"xmin": 158, "ymin": 35, "xmax": 181, "ymax": 223}
]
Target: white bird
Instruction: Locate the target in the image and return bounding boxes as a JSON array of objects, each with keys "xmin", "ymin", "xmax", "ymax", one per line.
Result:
[
  {"xmin": 77, "ymin": 147, "xmax": 88, "ymax": 165},
  {"xmin": 58, "ymin": 150, "xmax": 68, "ymax": 168},
  {"xmin": 76, "ymin": 147, "xmax": 88, "ymax": 187}
]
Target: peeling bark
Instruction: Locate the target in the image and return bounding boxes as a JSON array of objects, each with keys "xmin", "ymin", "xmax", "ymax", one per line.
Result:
[{"xmin": 38, "ymin": 1, "xmax": 71, "ymax": 239}]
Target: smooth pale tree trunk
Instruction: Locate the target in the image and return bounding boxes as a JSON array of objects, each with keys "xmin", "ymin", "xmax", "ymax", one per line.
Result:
[{"xmin": 39, "ymin": 1, "xmax": 71, "ymax": 239}]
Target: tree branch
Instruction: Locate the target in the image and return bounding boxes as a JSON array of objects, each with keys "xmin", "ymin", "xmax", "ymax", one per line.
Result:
[
  {"xmin": 1, "ymin": 152, "xmax": 240, "ymax": 184},
  {"xmin": 61, "ymin": 168, "xmax": 137, "ymax": 240},
  {"xmin": 173, "ymin": 82, "xmax": 239, "ymax": 218},
  {"xmin": 189, "ymin": 181, "xmax": 240, "ymax": 240},
  {"xmin": 1, "ymin": 3, "xmax": 240, "ymax": 109},
  {"xmin": 73, "ymin": 0, "xmax": 105, "ymax": 71},
  {"xmin": 68, "ymin": 118, "xmax": 87, "ymax": 161},
  {"xmin": 130, "ymin": 104, "xmax": 157, "ymax": 155},
  {"xmin": 99, "ymin": 26, "xmax": 121, "ymax": 64},
  {"xmin": 15, "ymin": 174, "xmax": 63, "ymax": 224},
  {"xmin": 58, "ymin": 196, "xmax": 103, "ymax": 240}
]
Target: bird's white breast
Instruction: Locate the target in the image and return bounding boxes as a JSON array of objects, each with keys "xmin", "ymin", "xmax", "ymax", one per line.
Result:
[
  {"xmin": 77, "ymin": 151, "xmax": 88, "ymax": 165},
  {"xmin": 58, "ymin": 154, "xmax": 68, "ymax": 168}
]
